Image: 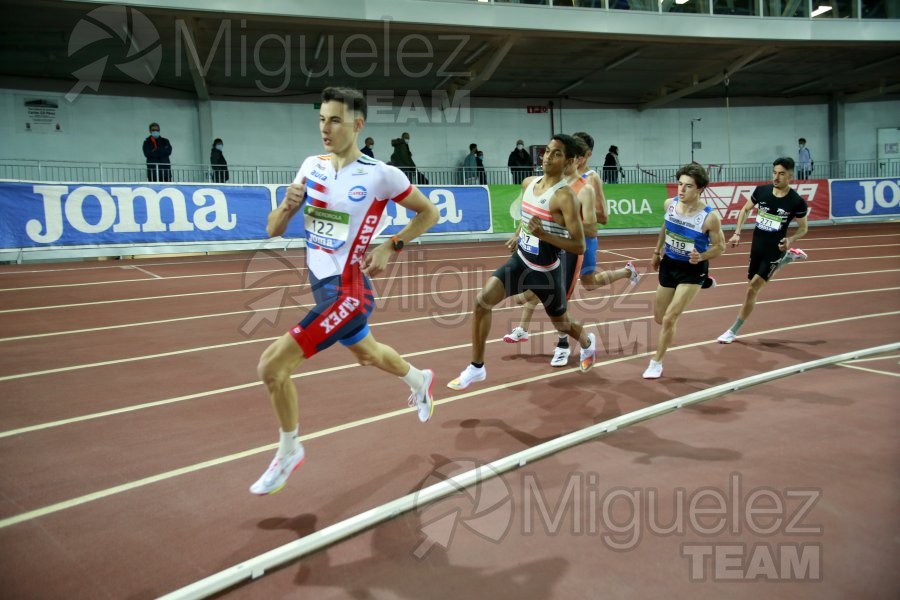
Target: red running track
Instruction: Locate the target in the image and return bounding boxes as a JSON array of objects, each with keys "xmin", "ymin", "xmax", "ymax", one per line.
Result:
[{"xmin": 0, "ymin": 222, "xmax": 898, "ymax": 599}]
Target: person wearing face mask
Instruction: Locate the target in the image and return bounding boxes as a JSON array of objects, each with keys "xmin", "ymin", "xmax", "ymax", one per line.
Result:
[
  {"xmin": 361, "ymin": 136, "xmax": 375, "ymax": 158},
  {"xmin": 210, "ymin": 138, "xmax": 229, "ymax": 183},
  {"xmin": 507, "ymin": 139, "xmax": 532, "ymax": 184},
  {"xmin": 142, "ymin": 122, "xmax": 172, "ymax": 182}
]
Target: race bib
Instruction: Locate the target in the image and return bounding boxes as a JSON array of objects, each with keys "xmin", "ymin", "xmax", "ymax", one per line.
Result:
[
  {"xmin": 518, "ymin": 210, "xmax": 540, "ymax": 254},
  {"xmin": 755, "ymin": 210, "xmax": 784, "ymax": 232},
  {"xmin": 665, "ymin": 231, "xmax": 695, "ymax": 258},
  {"xmin": 304, "ymin": 205, "xmax": 350, "ymax": 250},
  {"xmin": 518, "ymin": 228, "xmax": 539, "ymax": 254}
]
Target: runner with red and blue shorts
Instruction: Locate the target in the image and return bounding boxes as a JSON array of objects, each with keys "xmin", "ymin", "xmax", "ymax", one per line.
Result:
[{"xmin": 250, "ymin": 86, "xmax": 439, "ymax": 496}]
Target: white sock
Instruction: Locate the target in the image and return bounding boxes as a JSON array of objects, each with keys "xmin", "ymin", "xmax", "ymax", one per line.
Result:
[
  {"xmin": 402, "ymin": 365, "xmax": 426, "ymax": 390},
  {"xmin": 278, "ymin": 426, "xmax": 299, "ymax": 457}
]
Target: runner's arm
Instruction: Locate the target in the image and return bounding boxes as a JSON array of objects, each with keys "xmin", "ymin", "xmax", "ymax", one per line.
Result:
[
  {"xmin": 578, "ymin": 186, "xmax": 598, "ymax": 236},
  {"xmin": 650, "ymin": 199, "xmax": 672, "ymax": 271},
  {"xmin": 589, "ymin": 173, "xmax": 608, "ymax": 225},
  {"xmin": 267, "ymin": 179, "xmax": 306, "ymax": 237},
  {"xmin": 691, "ymin": 211, "xmax": 725, "ymax": 264},
  {"xmin": 363, "ymin": 187, "xmax": 438, "ymax": 276},
  {"xmin": 728, "ymin": 198, "xmax": 755, "ymax": 247},
  {"xmin": 781, "ymin": 215, "xmax": 808, "ymax": 251}
]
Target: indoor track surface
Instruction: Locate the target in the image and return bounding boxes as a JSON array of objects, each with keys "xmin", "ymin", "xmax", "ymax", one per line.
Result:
[{"xmin": 1, "ymin": 222, "xmax": 898, "ymax": 599}]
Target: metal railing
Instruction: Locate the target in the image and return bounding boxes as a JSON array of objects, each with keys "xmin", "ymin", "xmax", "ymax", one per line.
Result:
[
  {"xmin": 0, "ymin": 160, "xmax": 297, "ymax": 186},
  {"xmin": 428, "ymin": 0, "xmax": 897, "ymax": 19},
  {"xmin": 1, "ymin": 158, "xmax": 897, "ymax": 186}
]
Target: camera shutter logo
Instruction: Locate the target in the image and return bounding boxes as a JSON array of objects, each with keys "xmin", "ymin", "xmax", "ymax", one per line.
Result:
[
  {"xmin": 66, "ymin": 5, "xmax": 162, "ymax": 102},
  {"xmin": 412, "ymin": 459, "xmax": 513, "ymax": 559}
]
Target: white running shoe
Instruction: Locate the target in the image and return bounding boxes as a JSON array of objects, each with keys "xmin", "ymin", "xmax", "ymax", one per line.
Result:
[
  {"xmin": 550, "ymin": 345, "xmax": 571, "ymax": 367},
  {"xmin": 503, "ymin": 327, "xmax": 529, "ymax": 343},
  {"xmin": 702, "ymin": 276, "xmax": 717, "ymax": 290},
  {"xmin": 717, "ymin": 329, "xmax": 737, "ymax": 344},
  {"xmin": 642, "ymin": 360, "xmax": 663, "ymax": 379},
  {"xmin": 786, "ymin": 248, "xmax": 808, "ymax": 263},
  {"xmin": 408, "ymin": 369, "xmax": 435, "ymax": 423},
  {"xmin": 625, "ymin": 261, "xmax": 641, "ymax": 286},
  {"xmin": 447, "ymin": 364, "xmax": 486, "ymax": 391},
  {"xmin": 579, "ymin": 333, "xmax": 597, "ymax": 372},
  {"xmin": 249, "ymin": 444, "xmax": 306, "ymax": 495}
]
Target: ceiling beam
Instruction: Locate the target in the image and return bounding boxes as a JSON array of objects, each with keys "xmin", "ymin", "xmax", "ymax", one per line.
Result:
[
  {"xmin": 605, "ymin": 49, "xmax": 641, "ymax": 71},
  {"xmin": 844, "ymin": 81, "xmax": 900, "ymax": 103},
  {"xmin": 177, "ymin": 17, "xmax": 210, "ymax": 101},
  {"xmin": 639, "ymin": 47, "xmax": 768, "ymax": 111},
  {"xmin": 445, "ymin": 35, "xmax": 517, "ymax": 102}
]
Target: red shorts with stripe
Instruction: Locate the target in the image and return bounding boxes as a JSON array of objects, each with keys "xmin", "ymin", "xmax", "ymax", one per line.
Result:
[{"xmin": 289, "ymin": 269, "xmax": 374, "ymax": 358}]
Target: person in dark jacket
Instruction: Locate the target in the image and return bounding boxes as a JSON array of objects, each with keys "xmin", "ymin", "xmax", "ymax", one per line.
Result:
[
  {"xmin": 210, "ymin": 138, "xmax": 229, "ymax": 183},
  {"xmin": 507, "ymin": 139, "xmax": 532, "ymax": 184},
  {"xmin": 603, "ymin": 145, "xmax": 623, "ymax": 184},
  {"xmin": 142, "ymin": 122, "xmax": 172, "ymax": 182},
  {"xmin": 361, "ymin": 137, "xmax": 375, "ymax": 158},
  {"xmin": 391, "ymin": 132, "xmax": 425, "ymax": 183}
]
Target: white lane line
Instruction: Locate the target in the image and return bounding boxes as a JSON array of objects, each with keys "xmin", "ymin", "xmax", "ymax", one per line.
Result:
[
  {"xmin": 1, "ymin": 241, "xmax": 897, "ymax": 292},
  {"xmin": 0, "ymin": 229, "xmax": 895, "ymax": 278},
  {"xmin": 0, "ymin": 338, "xmax": 268, "ymax": 382},
  {"xmin": 600, "ymin": 250, "xmax": 639, "ymax": 260},
  {"xmin": 0, "ymin": 244, "xmax": 506, "ymax": 276},
  {"xmin": 129, "ymin": 265, "xmax": 161, "ymax": 279},
  {"xmin": 0, "ymin": 283, "xmax": 488, "ymax": 341},
  {"xmin": 836, "ymin": 363, "xmax": 900, "ymax": 377},
  {"xmin": 2, "ymin": 292, "xmax": 898, "ymax": 439},
  {"xmin": 0, "ymin": 254, "xmax": 510, "ymax": 292},
  {"xmin": 2, "ymin": 285, "xmax": 898, "ymax": 382},
  {"xmin": 3, "ymin": 251, "xmax": 898, "ymax": 313},
  {"xmin": 0, "ymin": 268, "xmax": 491, "ymax": 314},
  {"xmin": 1, "ymin": 267, "xmax": 897, "ymax": 343},
  {"xmin": 0, "ymin": 310, "xmax": 896, "ymax": 531}
]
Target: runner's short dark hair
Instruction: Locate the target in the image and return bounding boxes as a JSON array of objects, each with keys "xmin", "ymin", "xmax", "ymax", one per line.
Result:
[
  {"xmin": 774, "ymin": 156, "xmax": 795, "ymax": 171},
  {"xmin": 321, "ymin": 86, "xmax": 367, "ymax": 120},
  {"xmin": 675, "ymin": 163, "xmax": 710, "ymax": 189}
]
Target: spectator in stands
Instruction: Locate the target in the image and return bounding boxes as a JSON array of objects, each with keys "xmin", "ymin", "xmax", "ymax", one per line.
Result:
[
  {"xmin": 210, "ymin": 138, "xmax": 228, "ymax": 183},
  {"xmin": 391, "ymin": 132, "xmax": 416, "ymax": 180},
  {"xmin": 476, "ymin": 149, "xmax": 487, "ymax": 184},
  {"xmin": 143, "ymin": 122, "xmax": 172, "ymax": 182},
  {"xmin": 603, "ymin": 145, "xmax": 623, "ymax": 184},
  {"xmin": 361, "ymin": 136, "xmax": 375, "ymax": 158},
  {"xmin": 797, "ymin": 138, "xmax": 813, "ymax": 180},
  {"xmin": 507, "ymin": 139, "xmax": 532, "ymax": 184},
  {"xmin": 463, "ymin": 143, "xmax": 479, "ymax": 184}
]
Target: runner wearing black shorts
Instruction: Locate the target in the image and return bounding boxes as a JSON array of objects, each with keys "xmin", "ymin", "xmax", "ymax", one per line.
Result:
[
  {"xmin": 448, "ymin": 134, "xmax": 598, "ymax": 391},
  {"xmin": 643, "ymin": 163, "xmax": 725, "ymax": 380},
  {"xmin": 717, "ymin": 157, "xmax": 809, "ymax": 344}
]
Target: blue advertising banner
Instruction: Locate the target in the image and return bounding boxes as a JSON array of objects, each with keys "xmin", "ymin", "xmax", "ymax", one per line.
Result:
[
  {"xmin": 0, "ymin": 182, "xmax": 273, "ymax": 248},
  {"xmin": 0, "ymin": 181, "xmax": 492, "ymax": 250},
  {"xmin": 381, "ymin": 186, "xmax": 492, "ymax": 235},
  {"xmin": 830, "ymin": 178, "xmax": 900, "ymax": 219},
  {"xmin": 277, "ymin": 184, "xmax": 492, "ymax": 239}
]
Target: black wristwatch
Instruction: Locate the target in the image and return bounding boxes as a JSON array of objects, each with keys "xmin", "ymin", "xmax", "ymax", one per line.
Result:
[{"xmin": 391, "ymin": 235, "xmax": 404, "ymax": 252}]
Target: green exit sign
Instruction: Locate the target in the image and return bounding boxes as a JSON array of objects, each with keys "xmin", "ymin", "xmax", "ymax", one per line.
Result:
[{"xmin": 313, "ymin": 103, "xmax": 321, "ymax": 109}]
